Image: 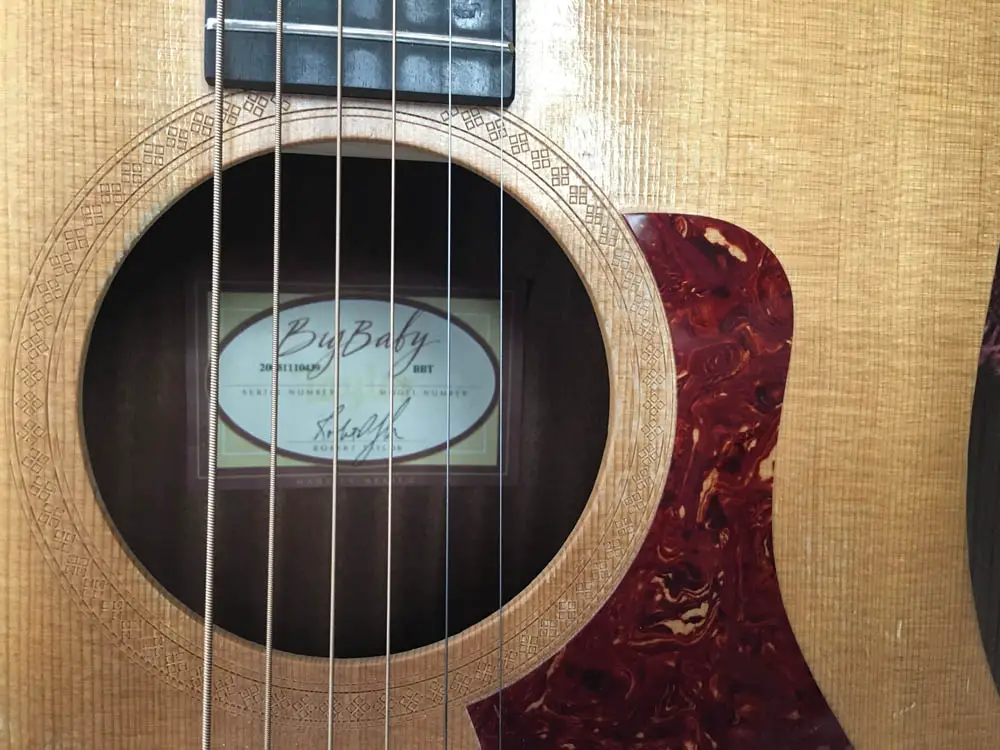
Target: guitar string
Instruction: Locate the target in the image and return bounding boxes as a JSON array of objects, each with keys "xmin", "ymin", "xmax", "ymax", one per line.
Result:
[
  {"xmin": 201, "ymin": 0, "xmax": 226, "ymax": 745},
  {"xmin": 326, "ymin": 0, "xmax": 346, "ymax": 745},
  {"xmin": 497, "ymin": 0, "xmax": 506, "ymax": 743},
  {"xmin": 384, "ymin": 0, "xmax": 399, "ymax": 746},
  {"xmin": 443, "ymin": 0, "xmax": 454, "ymax": 745},
  {"xmin": 262, "ymin": 0, "xmax": 285, "ymax": 745}
]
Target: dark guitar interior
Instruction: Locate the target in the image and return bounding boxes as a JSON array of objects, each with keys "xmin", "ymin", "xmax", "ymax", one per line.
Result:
[
  {"xmin": 81, "ymin": 152, "xmax": 610, "ymax": 658},
  {"xmin": 966, "ymin": 255, "xmax": 1000, "ymax": 695}
]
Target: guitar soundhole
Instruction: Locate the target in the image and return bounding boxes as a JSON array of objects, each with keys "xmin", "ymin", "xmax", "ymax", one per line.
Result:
[
  {"xmin": 81, "ymin": 152, "xmax": 610, "ymax": 659},
  {"xmin": 967, "ymin": 247, "xmax": 1000, "ymax": 695}
]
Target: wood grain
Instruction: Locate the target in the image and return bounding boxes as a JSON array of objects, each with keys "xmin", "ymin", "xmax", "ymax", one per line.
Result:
[{"xmin": 1, "ymin": 0, "xmax": 999, "ymax": 747}]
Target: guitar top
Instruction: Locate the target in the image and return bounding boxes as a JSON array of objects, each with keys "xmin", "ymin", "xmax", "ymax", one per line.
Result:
[{"xmin": 1, "ymin": 0, "xmax": 999, "ymax": 747}]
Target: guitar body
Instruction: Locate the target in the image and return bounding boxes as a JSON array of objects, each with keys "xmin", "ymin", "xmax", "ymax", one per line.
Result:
[{"xmin": 2, "ymin": 0, "xmax": 999, "ymax": 747}]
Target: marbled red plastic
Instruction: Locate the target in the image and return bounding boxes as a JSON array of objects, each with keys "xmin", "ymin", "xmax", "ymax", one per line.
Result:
[{"xmin": 468, "ymin": 214, "xmax": 851, "ymax": 749}]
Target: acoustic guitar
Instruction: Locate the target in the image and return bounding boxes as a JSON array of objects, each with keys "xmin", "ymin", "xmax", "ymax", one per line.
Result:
[{"xmin": 2, "ymin": 0, "xmax": 999, "ymax": 747}]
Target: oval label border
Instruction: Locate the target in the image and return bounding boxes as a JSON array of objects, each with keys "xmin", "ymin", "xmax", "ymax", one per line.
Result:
[{"xmin": 215, "ymin": 293, "xmax": 502, "ymax": 468}]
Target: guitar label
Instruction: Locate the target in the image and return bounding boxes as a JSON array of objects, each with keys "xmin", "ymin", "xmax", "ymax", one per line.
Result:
[{"xmin": 187, "ymin": 287, "xmax": 523, "ymax": 488}]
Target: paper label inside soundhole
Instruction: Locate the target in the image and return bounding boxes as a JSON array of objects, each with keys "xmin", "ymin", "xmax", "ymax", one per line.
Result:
[{"xmin": 187, "ymin": 286, "xmax": 523, "ymax": 489}]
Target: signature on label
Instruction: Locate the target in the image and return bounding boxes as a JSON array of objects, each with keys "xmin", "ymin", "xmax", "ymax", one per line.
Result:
[{"xmin": 314, "ymin": 397, "xmax": 412, "ymax": 462}]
